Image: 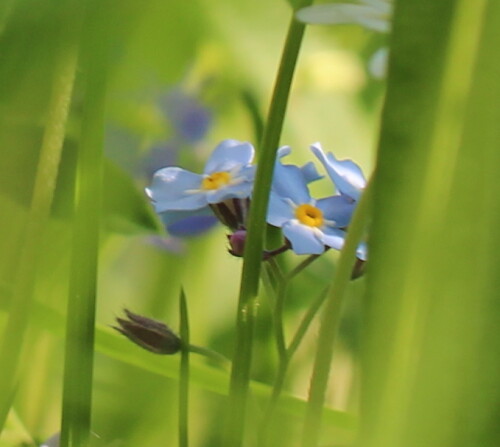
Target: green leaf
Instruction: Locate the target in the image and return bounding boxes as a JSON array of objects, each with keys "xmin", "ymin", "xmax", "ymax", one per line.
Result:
[{"xmin": 362, "ymin": 1, "xmax": 500, "ymax": 446}]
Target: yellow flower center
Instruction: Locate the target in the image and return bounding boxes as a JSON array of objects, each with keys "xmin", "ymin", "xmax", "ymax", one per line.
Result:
[
  {"xmin": 201, "ymin": 171, "xmax": 231, "ymax": 190},
  {"xmin": 295, "ymin": 204, "xmax": 324, "ymax": 227}
]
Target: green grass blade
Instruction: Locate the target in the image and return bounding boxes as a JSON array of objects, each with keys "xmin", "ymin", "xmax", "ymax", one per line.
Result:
[
  {"xmin": 225, "ymin": 1, "xmax": 312, "ymax": 444},
  {"xmin": 0, "ymin": 28, "xmax": 78, "ymax": 434},
  {"xmin": 361, "ymin": 1, "xmax": 500, "ymax": 446},
  {"xmin": 59, "ymin": 2, "xmax": 109, "ymax": 446}
]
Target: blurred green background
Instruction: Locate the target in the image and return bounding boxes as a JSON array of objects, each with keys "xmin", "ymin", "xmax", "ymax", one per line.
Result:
[{"xmin": 0, "ymin": 0, "xmax": 380, "ymax": 445}]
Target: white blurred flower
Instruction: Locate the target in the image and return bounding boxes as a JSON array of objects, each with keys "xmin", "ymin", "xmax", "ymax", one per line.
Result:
[
  {"xmin": 297, "ymin": 0, "xmax": 393, "ymax": 78},
  {"xmin": 40, "ymin": 433, "xmax": 59, "ymax": 447}
]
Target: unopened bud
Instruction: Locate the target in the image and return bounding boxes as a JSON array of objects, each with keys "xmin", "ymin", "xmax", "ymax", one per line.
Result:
[
  {"xmin": 114, "ymin": 309, "xmax": 181, "ymax": 355},
  {"xmin": 227, "ymin": 229, "xmax": 247, "ymax": 257}
]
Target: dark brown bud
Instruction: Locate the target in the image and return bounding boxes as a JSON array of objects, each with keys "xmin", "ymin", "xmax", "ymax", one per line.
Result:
[{"xmin": 114, "ymin": 309, "xmax": 182, "ymax": 355}]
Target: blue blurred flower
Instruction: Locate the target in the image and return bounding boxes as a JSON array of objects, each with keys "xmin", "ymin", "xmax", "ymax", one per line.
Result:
[
  {"xmin": 146, "ymin": 139, "xmax": 256, "ymax": 213},
  {"xmin": 267, "ymin": 147, "xmax": 366, "ymax": 258},
  {"xmin": 296, "ymin": 0, "xmax": 392, "ymax": 78},
  {"xmin": 160, "ymin": 207, "xmax": 218, "ymax": 237},
  {"xmin": 160, "ymin": 89, "xmax": 212, "ymax": 143}
]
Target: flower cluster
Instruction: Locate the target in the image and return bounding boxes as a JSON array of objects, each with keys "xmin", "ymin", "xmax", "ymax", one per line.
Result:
[{"xmin": 147, "ymin": 140, "xmax": 367, "ymax": 261}]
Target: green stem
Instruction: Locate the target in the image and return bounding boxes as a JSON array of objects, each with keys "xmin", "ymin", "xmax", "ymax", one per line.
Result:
[
  {"xmin": 59, "ymin": 2, "xmax": 108, "ymax": 446},
  {"xmin": 188, "ymin": 344, "xmax": 230, "ymax": 369},
  {"xmin": 301, "ymin": 179, "xmax": 373, "ymax": 447},
  {"xmin": 259, "ymin": 286, "xmax": 329, "ymax": 446},
  {"xmin": 224, "ymin": 3, "xmax": 312, "ymax": 444},
  {"xmin": 179, "ymin": 289, "xmax": 190, "ymax": 447},
  {"xmin": 0, "ymin": 40, "xmax": 78, "ymax": 433}
]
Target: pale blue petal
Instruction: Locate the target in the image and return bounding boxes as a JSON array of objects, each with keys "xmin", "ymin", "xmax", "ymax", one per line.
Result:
[
  {"xmin": 273, "ymin": 162, "xmax": 311, "ymax": 203},
  {"xmin": 277, "ymin": 145, "xmax": 292, "ymax": 159},
  {"xmin": 311, "ymin": 143, "xmax": 366, "ymax": 200},
  {"xmin": 356, "ymin": 241, "xmax": 368, "ymax": 261},
  {"xmin": 283, "ymin": 221, "xmax": 326, "ymax": 255},
  {"xmin": 316, "ymin": 195, "xmax": 356, "ymax": 228},
  {"xmin": 146, "ymin": 167, "xmax": 207, "ymax": 212},
  {"xmin": 296, "ymin": 4, "xmax": 390, "ymax": 32},
  {"xmin": 267, "ymin": 193, "xmax": 296, "ymax": 227},
  {"xmin": 321, "ymin": 227, "xmax": 368, "ymax": 260},
  {"xmin": 300, "ymin": 161, "xmax": 323, "ymax": 184},
  {"xmin": 321, "ymin": 227, "xmax": 348, "ymax": 251},
  {"xmin": 207, "ymin": 180, "xmax": 254, "ymax": 203},
  {"xmin": 204, "ymin": 140, "xmax": 255, "ymax": 174}
]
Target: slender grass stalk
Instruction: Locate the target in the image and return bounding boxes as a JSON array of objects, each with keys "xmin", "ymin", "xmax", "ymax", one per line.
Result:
[
  {"xmin": 224, "ymin": 2, "xmax": 312, "ymax": 445},
  {"xmin": 258, "ymin": 286, "xmax": 328, "ymax": 446},
  {"xmin": 179, "ymin": 289, "xmax": 190, "ymax": 447},
  {"xmin": 0, "ymin": 39, "xmax": 78, "ymax": 433},
  {"xmin": 301, "ymin": 180, "xmax": 373, "ymax": 447},
  {"xmin": 59, "ymin": 2, "xmax": 109, "ymax": 446},
  {"xmin": 188, "ymin": 345, "xmax": 230, "ymax": 369}
]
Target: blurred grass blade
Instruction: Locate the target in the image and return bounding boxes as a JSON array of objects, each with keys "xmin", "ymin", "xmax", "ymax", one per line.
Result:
[
  {"xmin": 0, "ymin": 15, "xmax": 78, "ymax": 434},
  {"xmin": 59, "ymin": 1, "xmax": 109, "ymax": 445},
  {"xmin": 362, "ymin": 1, "xmax": 500, "ymax": 446},
  {"xmin": 179, "ymin": 289, "xmax": 190, "ymax": 447}
]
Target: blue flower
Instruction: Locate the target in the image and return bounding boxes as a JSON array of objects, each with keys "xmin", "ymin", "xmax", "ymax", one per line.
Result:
[
  {"xmin": 296, "ymin": 0, "xmax": 392, "ymax": 78},
  {"xmin": 267, "ymin": 147, "xmax": 366, "ymax": 258},
  {"xmin": 311, "ymin": 142, "xmax": 366, "ymax": 203},
  {"xmin": 146, "ymin": 139, "xmax": 256, "ymax": 213}
]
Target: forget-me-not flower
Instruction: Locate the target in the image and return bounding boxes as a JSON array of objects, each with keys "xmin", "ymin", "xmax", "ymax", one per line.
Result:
[
  {"xmin": 146, "ymin": 139, "xmax": 256, "ymax": 213},
  {"xmin": 296, "ymin": 0, "xmax": 393, "ymax": 78},
  {"xmin": 267, "ymin": 147, "xmax": 366, "ymax": 258}
]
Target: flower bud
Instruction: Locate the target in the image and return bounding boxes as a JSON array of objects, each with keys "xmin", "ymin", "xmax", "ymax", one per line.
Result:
[
  {"xmin": 114, "ymin": 309, "xmax": 182, "ymax": 355},
  {"xmin": 227, "ymin": 229, "xmax": 247, "ymax": 257}
]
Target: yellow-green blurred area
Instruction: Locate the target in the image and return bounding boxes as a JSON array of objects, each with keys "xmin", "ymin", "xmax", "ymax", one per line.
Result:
[{"xmin": 0, "ymin": 0, "xmax": 383, "ymax": 445}]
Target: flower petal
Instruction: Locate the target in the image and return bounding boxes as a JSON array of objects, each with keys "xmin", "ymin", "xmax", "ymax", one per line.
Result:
[
  {"xmin": 320, "ymin": 227, "xmax": 348, "ymax": 251},
  {"xmin": 146, "ymin": 167, "xmax": 207, "ymax": 212},
  {"xmin": 204, "ymin": 140, "xmax": 255, "ymax": 174},
  {"xmin": 283, "ymin": 221, "xmax": 325, "ymax": 255},
  {"xmin": 300, "ymin": 161, "xmax": 323, "ymax": 184},
  {"xmin": 206, "ymin": 180, "xmax": 254, "ymax": 203},
  {"xmin": 311, "ymin": 143, "xmax": 366, "ymax": 200},
  {"xmin": 316, "ymin": 195, "xmax": 357, "ymax": 228},
  {"xmin": 267, "ymin": 192, "xmax": 296, "ymax": 227},
  {"xmin": 321, "ymin": 227, "xmax": 368, "ymax": 260},
  {"xmin": 272, "ymin": 149, "xmax": 311, "ymax": 203}
]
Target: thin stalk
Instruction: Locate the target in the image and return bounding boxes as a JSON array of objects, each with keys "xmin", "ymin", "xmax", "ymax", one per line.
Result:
[
  {"xmin": 301, "ymin": 179, "xmax": 373, "ymax": 447},
  {"xmin": 0, "ymin": 41, "xmax": 78, "ymax": 432},
  {"xmin": 258, "ymin": 286, "xmax": 329, "ymax": 446},
  {"xmin": 179, "ymin": 289, "xmax": 190, "ymax": 447},
  {"xmin": 273, "ymin": 254, "xmax": 322, "ymax": 370},
  {"xmin": 188, "ymin": 344, "xmax": 230, "ymax": 370},
  {"xmin": 59, "ymin": 2, "xmax": 108, "ymax": 446},
  {"xmin": 224, "ymin": 2, "xmax": 312, "ymax": 445}
]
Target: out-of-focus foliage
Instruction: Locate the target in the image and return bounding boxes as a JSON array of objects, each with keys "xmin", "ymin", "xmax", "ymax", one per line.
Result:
[{"xmin": 2, "ymin": 0, "xmax": 498, "ymax": 446}]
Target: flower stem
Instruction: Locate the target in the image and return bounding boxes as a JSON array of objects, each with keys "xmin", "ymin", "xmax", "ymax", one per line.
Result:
[
  {"xmin": 301, "ymin": 179, "xmax": 373, "ymax": 447},
  {"xmin": 59, "ymin": 2, "xmax": 108, "ymax": 446},
  {"xmin": 259, "ymin": 284, "xmax": 329, "ymax": 446},
  {"xmin": 0, "ymin": 33, "xmax": 78, "ymax": 434},
  {"xmin": 224, "ymin": 2, "xmax": 312, "ymax": 445},
  {"xmin": 179, "ymin": 289, "xmax": 190, "ymax": 447}
]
